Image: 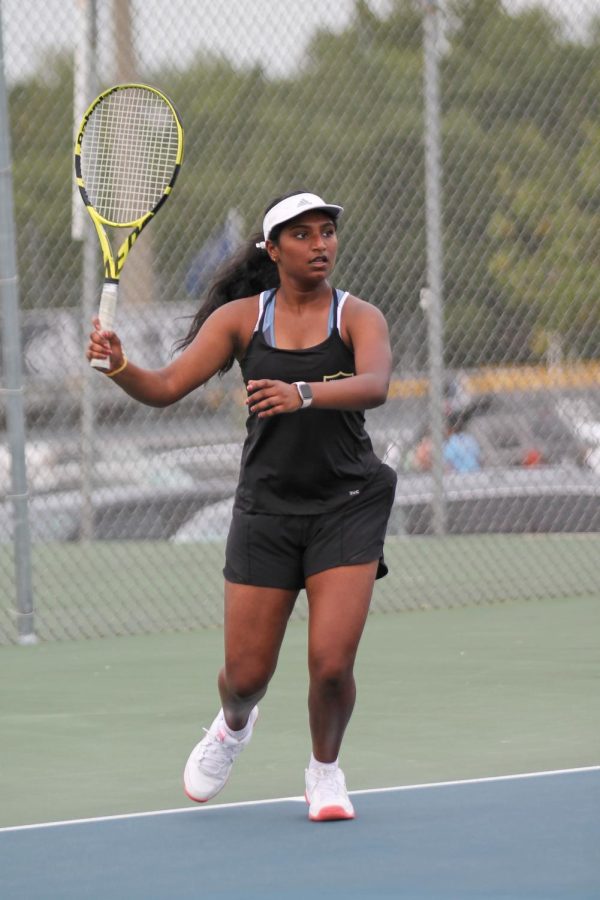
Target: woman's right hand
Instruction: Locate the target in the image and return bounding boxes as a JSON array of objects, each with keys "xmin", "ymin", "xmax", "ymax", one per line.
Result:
[{"xmin": 86, "ymin": 316, "xmax": 125, "ymax": 372}]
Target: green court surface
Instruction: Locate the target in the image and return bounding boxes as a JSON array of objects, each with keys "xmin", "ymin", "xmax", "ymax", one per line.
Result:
[{"xmin": 0, "ymin": 593, "xmax": 598, "ymax": 828}]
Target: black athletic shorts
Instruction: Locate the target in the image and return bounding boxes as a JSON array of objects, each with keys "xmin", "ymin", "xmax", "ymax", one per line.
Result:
[{"xmin": 223, "ymin": 463, "xmax": 397, "ymax": 590}]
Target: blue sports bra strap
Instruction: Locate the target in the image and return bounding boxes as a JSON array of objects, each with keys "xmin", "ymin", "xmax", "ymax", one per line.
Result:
[
  {"xmin": 328, "ymin": 289, "xmax": 338, "ymax": 334},
  {"xmin": 335, "ymin": 289, "xmax": 349, "ymax": 332},
  {"xmin": 260, "ymin": 288, "xmax": 277, "ymax": 347},
  {"xmin": 254, "ymin": 288, "xmax": 277, "ymax": 333},
  {"xmin": 332, "ymin": 289, "xmax": 350, "ymax": 333}
]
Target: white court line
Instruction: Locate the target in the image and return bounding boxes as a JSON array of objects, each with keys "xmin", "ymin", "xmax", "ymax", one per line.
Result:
[{"xmin": 1, "ymin": 764, "xmax": 598, "ymax": 835}]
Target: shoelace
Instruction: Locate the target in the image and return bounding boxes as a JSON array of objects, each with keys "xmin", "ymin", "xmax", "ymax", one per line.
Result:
[
  {"xmin": 310, "ymin": 769, "xmax": 348, "ymax": 804},
  {"xmin": 196, "ymin": 728, "xmax": 239, "ymax": 776}
]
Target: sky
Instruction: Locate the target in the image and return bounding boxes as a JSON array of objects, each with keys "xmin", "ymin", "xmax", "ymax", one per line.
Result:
[
  {"xmin": 1, "ymin": 0, "xmax": 597, "ymax": 86},
  {"xmin": 0, "ymin": 0, "xmax": 387, "ymax": 83}
]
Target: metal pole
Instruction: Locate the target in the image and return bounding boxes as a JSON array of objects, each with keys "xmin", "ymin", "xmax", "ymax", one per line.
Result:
[
  {"xmin": 422, "ymin": 0, "xmax": 447, "ymax": 535},
  {"xmin": 0, "ymin": 4, "xmax": 36, "ymax": 644},
  {"xmin": 73, "ymin": 0, "xmax": 98, "ymax": 541}
]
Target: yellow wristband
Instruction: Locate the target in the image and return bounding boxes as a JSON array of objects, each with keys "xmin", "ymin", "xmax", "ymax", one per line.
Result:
[{"xmin": 106, "ymin": 354, "xmax": 128, "ymax": 378}]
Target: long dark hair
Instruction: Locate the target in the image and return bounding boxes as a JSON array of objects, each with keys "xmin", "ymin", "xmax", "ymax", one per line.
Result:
[{"xmin": 174, "ymin": 190, "xmax": 333, "ymax": 373}]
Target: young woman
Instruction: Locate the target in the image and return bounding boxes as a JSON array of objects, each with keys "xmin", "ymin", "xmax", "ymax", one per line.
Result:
[{"xmin": 86, "ymin": 190, "xmax": 397, "ymax": 822}]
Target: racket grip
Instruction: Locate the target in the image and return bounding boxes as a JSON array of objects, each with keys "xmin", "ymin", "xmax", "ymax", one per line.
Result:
[{"xmin": 90, "ymin": 283, "xmax": 118, "ymax": 370}]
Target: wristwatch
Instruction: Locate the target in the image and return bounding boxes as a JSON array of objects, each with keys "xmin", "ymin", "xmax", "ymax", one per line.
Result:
[{"xmin": 293, "ymin": 381, "xmax": 313, "ymax": 409}]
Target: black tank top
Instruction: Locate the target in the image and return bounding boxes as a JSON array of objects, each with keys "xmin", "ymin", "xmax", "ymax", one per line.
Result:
[{"xmin": 234, "ymin": 288, "xmax": 382, "ymax": 514}]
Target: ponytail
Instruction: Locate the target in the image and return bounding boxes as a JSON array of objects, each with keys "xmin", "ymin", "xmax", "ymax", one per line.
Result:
[
  {"xmin": 174, "ymin": 231, "xmax": 279, "ymax": 373},
  {"xmin": 174, "ymin": 189, "xmax": 318, "ymax": 373}
]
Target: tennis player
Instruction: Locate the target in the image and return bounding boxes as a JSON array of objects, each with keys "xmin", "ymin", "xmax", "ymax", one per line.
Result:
[{"xmin": 86, "ymin": 190, "xmax": 397, "ymax": 822}]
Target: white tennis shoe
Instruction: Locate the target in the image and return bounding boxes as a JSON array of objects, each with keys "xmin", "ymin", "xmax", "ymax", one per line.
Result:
[
  {"xmin": 183, "ymin": 706, "xmax": 258, "ymax": 803},
  {"xmin": 305, "ymin": 764, "xmax": 355, "ymax": 821}
]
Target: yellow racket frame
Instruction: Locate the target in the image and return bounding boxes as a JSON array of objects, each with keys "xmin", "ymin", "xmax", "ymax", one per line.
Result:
[{"xmin": 74, "ymin": 82, "xmax": 184, "ymax": 283}]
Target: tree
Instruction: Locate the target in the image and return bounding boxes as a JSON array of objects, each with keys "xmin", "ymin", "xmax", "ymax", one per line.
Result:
[{"xmin": 8, "ymin": 0, "xmax": 600, "ymax": 370}]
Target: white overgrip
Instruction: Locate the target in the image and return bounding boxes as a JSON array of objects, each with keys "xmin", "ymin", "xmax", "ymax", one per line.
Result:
[{"xmin": 90, "ymin": 282, "xmax": 119, "ymax": 370}]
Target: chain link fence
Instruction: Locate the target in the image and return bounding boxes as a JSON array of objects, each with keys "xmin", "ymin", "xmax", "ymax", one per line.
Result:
[{"xmin": 1, "ymin": 0, "xmax": 600, "ymax": 643}]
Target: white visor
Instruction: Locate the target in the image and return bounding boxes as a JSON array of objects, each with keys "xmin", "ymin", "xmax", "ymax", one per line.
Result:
[{"xmin": 262, "ymin": 192, "xmax": 343, "ymax": 242}]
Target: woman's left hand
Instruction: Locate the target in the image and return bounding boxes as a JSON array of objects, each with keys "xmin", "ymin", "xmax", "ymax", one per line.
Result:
[{"xmin": 246, "ymin": 379, "xmax": 303, "ymax": 417}]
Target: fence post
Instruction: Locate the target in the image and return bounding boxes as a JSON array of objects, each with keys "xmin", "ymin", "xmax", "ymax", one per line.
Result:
[
  {"xmin": 422, "ymin": 0, "xmax": 447, "ymax": 535},
  {"xmin": 0, "ymin": 5, "xmax": 36, "ymax": 644},
  {"xmin": 73, "ymin": 0, "xmax": 99, "ymax": 541}
]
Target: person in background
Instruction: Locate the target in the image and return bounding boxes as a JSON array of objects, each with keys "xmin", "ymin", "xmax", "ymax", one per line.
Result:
[
  {"xmin": 443, "ymin": 411, "xmax": 482, "ymax": 473},
  {"xmin": 86, "ymin": 190, "xmax": 397, "ymax": 822}
]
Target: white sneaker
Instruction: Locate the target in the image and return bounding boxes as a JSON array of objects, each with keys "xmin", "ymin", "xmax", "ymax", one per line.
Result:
[
  {"xmin": 305, "ymin": 764, "xmax": 355, "ymax": 821},
  {"xmin": 183, "ymin": 707, "xmax": 258, "ymax": 803}
]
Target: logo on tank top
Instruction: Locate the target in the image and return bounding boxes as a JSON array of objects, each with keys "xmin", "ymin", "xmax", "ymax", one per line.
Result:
[{"xmin": 323, "ymin": 371, "xmax": 354, "ymax": 381}]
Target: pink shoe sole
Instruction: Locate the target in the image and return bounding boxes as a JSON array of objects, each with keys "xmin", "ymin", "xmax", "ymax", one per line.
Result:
[
  {"xmin": 309, "ymin": 805, "xmax": 355, "ymax": 822},
  {"xmin": 183, "ymin": 783, "xmax": 210, "ymax": 804},
  {"xmin": 305, "ymin": 791, "xmax": 355, "ymax": 821}
]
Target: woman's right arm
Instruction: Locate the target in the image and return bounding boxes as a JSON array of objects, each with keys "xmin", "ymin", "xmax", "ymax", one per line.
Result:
[{"xmin": 86, "ymin": 299, "xmax": 251, "ymax": 408}]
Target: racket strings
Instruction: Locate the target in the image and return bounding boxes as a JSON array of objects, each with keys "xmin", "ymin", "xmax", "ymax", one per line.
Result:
[{"xmin": 81, "ymin": 88, "xmax": 180, "ymax": 224}]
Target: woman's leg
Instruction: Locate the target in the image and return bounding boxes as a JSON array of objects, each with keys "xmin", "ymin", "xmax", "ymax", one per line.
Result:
[
  {"xmin": 305, "ymin": 561, "xmax": 378, "ymax": 762},
  {"xmin": 218, "ymin": 580, "xmax": 298, "ymax": 730},
  {"xmin": 184, "ymin": 580, "xmax": 298, "ymax": 804}
]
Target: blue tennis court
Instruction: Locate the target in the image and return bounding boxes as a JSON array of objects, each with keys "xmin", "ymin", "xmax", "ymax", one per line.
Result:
[{"xmin": 1, "ymin": 767, "xmax": 598, "ymax": 899}]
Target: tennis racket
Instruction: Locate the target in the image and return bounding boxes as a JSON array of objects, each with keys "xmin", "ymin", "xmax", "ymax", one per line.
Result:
[{"xmin": 74, "ymin": 83, "xmax": 184, "ymax": 369}]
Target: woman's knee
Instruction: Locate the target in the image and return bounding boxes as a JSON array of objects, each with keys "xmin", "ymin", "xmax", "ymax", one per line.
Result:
[
  {"xmin": 222, "ymin": 659, "xmax": 272, "ymax": 700},
  {"xmin": 308, "ymin": 653, "xmax": 355, "ymax": 693}
]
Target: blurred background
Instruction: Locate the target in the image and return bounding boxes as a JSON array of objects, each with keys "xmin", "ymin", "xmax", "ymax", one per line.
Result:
[{"xmin": 1, "ymin": 0, "xmax": 600, "ymax": 643}]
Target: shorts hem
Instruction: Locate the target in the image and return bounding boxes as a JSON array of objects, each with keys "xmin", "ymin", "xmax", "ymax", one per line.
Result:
[
  {"xmin": 223, "ymin": 569, "xmax": 304, "ymax": 591},
  {"xmin": 304, "ymin": 553, "xmax": 388, "ymax": 582}
]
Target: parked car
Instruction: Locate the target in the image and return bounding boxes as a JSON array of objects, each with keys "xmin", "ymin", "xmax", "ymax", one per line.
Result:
[
  {"xmin": 397, "ymin": 391, "xmax": 594, "ymax": 472},
  {"xmin": 554, "ymin": 395, "xmax": 600, "ymax": 474},
  {"xmin": 171, "ymin": 497, "xmax": 235, "ymax": 543},
  {"xmin": 168, "ymin": 464, "xmax": 600, "ymax": 542},
  {"xmin": 390, "ymin": 464, "xmax": 600, "ymax": 535},
  {"xmin": 0, "ymin": 436, "xmax": 243, "ymax": 497},
  {"xmin": 0, "ymin": 476, "xmax": 238, "ymax": 543},
  {"xmin": 467, "ymin": 393, "xmax": 590, "ymax": 468}
]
